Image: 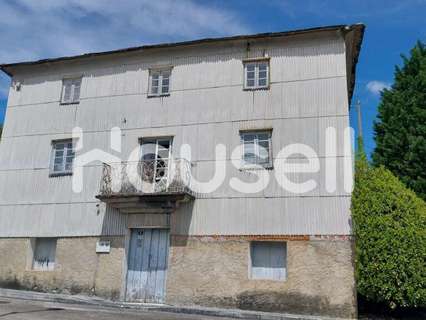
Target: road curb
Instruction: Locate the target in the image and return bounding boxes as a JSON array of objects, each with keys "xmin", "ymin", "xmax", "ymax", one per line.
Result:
[{"xmin": 0, "ymin": 288, "xmax": 340, "ymax": 320}]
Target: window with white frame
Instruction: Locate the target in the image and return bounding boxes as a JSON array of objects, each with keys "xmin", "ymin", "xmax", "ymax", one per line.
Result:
[
  {"xmin": 148, "ymin": 69, "xmax": 171, "ymax": 96},
  {"xmin": 50, "ymin": 140, "xmax": 74, "ymax": 175},
  {"xmin": 241, "ymin": 131, "xmax": 272, "ymax": 168},
  {"xmin": 61, "ymin": 77, "xmax": 81, "ymax": 104},
  {"xmin": 33, "ymin": 238, "xmax": 57, "ymax": 271},
  {"xmin": 250, "ymin": 241, "xmax": 287, "ymax": 281},
  {"xmin": 244, "ymin": 60, "xmax": 269, "ymax": 89}
]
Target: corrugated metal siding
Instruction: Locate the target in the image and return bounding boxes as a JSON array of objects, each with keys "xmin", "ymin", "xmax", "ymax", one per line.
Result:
[
  {"xmin": 0, "ymin": 115, "xmax": 350, "ymax": 171},
  {"xmin": 0, "ymin": 32, "xmax": 352, "ymax": 237},
  {"xmin": 171, "ymin": 196, "xmax": 351, "ymax": 236},
  {"xmin": 2, "ymin": 77, "xmax": 348, "ymax": 138},
  {"xmin": 100, "ymin": 205, "xmax": 128, "ymax": 236},
  {"xmin": 0, "ymin": 203, "xmax": 126, "ymax": 237}
]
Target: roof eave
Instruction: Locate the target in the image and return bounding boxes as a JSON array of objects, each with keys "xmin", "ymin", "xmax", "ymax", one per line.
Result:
[
  {"xmin": 0, "ymin": 24, "xmax": 363, "ymax": 76},
  {"xmin": 0, "ymin": 24, "xmax": 365, "ymax": 107},
  {"xmin": 344, "ymin": 23, "xmax": 365, "ymax": 106}
]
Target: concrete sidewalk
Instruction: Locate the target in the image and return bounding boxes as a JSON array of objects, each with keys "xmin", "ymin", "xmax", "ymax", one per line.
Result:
[{"xmin": 0, "ymin": 288, "xmax": 340, "ymax": 320}]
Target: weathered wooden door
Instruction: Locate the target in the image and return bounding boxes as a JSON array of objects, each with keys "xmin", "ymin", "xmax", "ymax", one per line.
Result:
[{"xmin": 126, "ymin": 228, "xmax": 169, "ymax": 303}]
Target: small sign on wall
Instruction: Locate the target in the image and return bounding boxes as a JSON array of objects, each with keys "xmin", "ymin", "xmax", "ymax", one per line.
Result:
[{"xmin": 96, "ymin": 240, "xmax": 111, "ymax": 253}]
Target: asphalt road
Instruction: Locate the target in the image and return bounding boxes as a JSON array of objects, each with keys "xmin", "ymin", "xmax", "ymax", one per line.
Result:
[{"xmin": 0, "ymin": 298, "xmax": 236, "ymax": 320}]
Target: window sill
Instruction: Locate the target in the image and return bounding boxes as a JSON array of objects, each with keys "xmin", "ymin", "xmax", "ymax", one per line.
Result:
[
  {"xmin": 60, "ymin": 101, "xmax": 80, "ymax": 105},
  {"xmin": 243, "ymin": 86, "xmax": 270, "ymax": 91},
  {"xmin": 249, "ymin": 277, "xmax": 287, "ymax": 282},
  {"xmin": 147, "ymin": 93, "xmax": 170, "ymax": 98},
  {"xmin": 49, "ymin": 172, "xmax": 73, "ymax": 178},
  {"xmin": 240, "ymin": 165, "xmax": 274, "ymax": 171}
]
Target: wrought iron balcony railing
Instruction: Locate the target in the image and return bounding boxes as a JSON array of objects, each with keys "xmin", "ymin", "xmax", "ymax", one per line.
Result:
[{"xmin": 99, "ymin": 158, "xmax": 193, "ymax": 197}]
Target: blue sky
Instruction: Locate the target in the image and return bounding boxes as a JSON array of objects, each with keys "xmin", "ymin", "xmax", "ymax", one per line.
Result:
[{"xmin": 1, "ymin": 0, "xmax": 425, "ymax": 156}]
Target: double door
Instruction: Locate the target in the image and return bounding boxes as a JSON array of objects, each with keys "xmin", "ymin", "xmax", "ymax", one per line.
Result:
[{"xmin": 126, "ymin": 228, "xmax": 169, "ymax": 303}]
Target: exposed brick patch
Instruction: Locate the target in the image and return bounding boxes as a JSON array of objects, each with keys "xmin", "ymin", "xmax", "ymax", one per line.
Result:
[
  {"xmin": 171, "ymin": 234, "xmax": 353, "ymax": 242},
  {"xmin": 309, "ymin": 235, "xmax": 353, "ymax": 241}
]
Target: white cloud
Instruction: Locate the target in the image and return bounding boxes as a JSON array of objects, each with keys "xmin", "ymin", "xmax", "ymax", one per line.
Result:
[
  {"xmin": 0, "ymin": 0, "xmax": 249, "ymax": 99},
  {"xmin": 366, "ymin": 81, "xmax": 391, "ymax": 95}
]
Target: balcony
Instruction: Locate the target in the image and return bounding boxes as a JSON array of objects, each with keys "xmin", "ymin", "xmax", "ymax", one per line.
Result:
[{"xmin": 96, "ymin": 158, "xmax": 194, "ymax": 214}]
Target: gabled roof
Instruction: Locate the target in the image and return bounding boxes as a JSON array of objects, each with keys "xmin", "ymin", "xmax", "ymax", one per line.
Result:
[{"xmin": 0, "ymin": 24, "xmax": 365, "ymax": 104}]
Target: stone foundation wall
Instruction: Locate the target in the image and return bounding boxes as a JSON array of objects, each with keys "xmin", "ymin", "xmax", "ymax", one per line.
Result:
[
  {"xmin": 0, "ymin": 234, "xmax": 357, "ymax": 318},
  {"xmin": 0, "ymin": 236, "xmax": 124, "ymax": 300},
  {"xmin": 166, "ymin": 236, "xmax": 356, "ymax": 318}
]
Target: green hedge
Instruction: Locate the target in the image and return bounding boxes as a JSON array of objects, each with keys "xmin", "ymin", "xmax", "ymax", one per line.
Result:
[{"xmin": 352, "ymin": 156, "xmax": 426, "ymax": 309}]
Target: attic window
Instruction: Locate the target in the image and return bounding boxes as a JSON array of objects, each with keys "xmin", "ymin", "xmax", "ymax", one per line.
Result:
[{"xmin": 61, "ymin": 77, "xmax": 81, "ymax": 104}]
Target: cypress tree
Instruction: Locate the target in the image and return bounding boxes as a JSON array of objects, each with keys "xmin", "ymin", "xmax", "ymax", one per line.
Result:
[{"xmin": 373, "ymin": 41, "xmax": 426, "ymax": 200}]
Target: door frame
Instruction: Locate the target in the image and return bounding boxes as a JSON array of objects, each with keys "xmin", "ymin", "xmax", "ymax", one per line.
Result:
[{"xmin": 121, "ymin": 227, "xmax": 170, "ymax": 302}]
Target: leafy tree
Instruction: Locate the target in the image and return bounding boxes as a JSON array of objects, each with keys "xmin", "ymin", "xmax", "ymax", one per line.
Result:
[
  {"xmin": 373, "ymin": 41, "xmax": 426, "ymax": 200},
  {"xmin": 352, "ymin": 148, "xmax": 426, "ymax": 308}
]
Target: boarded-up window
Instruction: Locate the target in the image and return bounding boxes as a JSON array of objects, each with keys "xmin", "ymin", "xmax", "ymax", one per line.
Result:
[
  {"xmin": 61, "ymin": 78, "xmax": 81, "ymax": 104},
  {"xmin": 33, "ymin": 238, "xmax": 57, "ymax": 271},
  {"xmin": 250, "ymin": 241, "xmax": 287, "ymax": 281}
]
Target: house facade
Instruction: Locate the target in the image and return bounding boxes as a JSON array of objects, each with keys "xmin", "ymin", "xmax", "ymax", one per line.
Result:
[{"xmin": 0, "ymin": 24, "xmax": 364, "ymax": 318}]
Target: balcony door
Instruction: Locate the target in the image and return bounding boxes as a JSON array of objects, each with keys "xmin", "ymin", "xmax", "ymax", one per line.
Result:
[{"xmin": 140, "ymin": 138, "xmax": 172, "ymax": 192}]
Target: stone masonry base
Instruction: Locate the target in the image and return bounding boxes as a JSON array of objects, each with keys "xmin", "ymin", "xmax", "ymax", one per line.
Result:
[
  {"xmin": 0, "ymin": 237, "xmax": 124, "ymax": 300},
  {"xmin": 166, "ymin": 236, "xmax": 356, "ymax": 318},
  {"xmin": 0, "ymin": 236, "xmax": 356, "ymax": 318}
]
